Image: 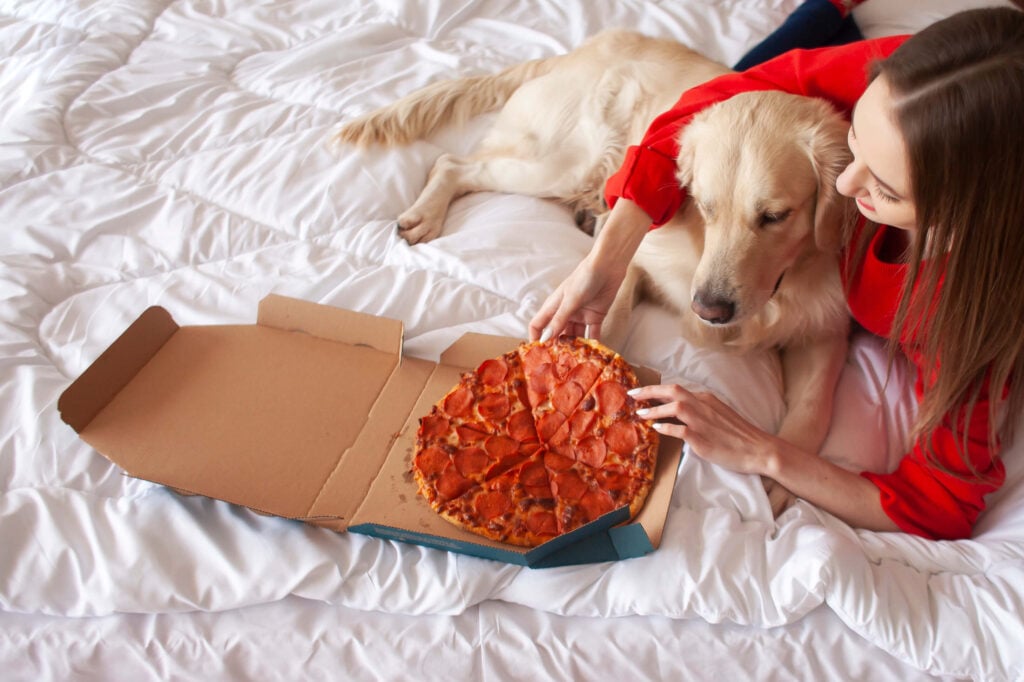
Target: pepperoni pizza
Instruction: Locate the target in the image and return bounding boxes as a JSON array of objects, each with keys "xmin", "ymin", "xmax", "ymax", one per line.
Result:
[{"xmin": 412, "ymin": 336, "xmax": 658, "ymax": 547}]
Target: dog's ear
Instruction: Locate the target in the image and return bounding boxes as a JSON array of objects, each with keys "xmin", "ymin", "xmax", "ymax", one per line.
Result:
[{"xmin": 804, "ymin": 107, "xmax": 852, "ymax": 253}]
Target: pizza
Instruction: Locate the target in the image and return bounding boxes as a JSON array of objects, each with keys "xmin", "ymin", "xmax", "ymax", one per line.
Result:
[{"xmin": 412, "ymin": 335, "xmax": 659, "ymax": 547}]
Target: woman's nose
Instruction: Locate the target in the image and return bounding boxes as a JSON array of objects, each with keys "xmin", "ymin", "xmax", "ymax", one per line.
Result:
[{"xmin": 836, "ymin": 157, "xmax": 869, "ymax": 199}]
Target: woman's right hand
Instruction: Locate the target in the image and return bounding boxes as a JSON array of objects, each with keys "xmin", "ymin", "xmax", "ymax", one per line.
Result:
[
  {"xmin": 528, "ymin": 199, "xmax": 652, "ymax": 341},
  {"xmin": 528, "ymin": 254, "xmax": 628, "ymax": 341}
]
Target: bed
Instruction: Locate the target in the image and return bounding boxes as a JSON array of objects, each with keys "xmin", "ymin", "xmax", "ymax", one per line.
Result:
[{"xmin": 3, "ymin": 1, "xmax": 1022, "ymax": 679}]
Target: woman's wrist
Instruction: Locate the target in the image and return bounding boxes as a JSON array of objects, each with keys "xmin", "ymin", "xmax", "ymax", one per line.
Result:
[
  {"xmin": 760, "ymin": 434, "xmax": 799, "ymax": 482},
  {"xmin": 589, "ymin": 199, "xmax": 651, "ymax": 270}
]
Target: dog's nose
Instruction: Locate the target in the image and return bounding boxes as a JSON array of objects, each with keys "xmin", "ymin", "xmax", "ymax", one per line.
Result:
[{"xmin": 691, "ymin": 293, "xmax": 735, "ymax": 325}]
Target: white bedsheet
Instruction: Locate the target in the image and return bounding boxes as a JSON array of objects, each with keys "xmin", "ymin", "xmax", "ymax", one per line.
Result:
[{"xmin": 2, "ymin": 1, "xmax": 1021, "ymax": 680}]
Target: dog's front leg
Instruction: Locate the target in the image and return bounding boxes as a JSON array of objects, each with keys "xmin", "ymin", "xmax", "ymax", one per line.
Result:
[
  {"xmin": 763, "ymin": 331, "xmax": 849, "ymax": 516},
  {"xmin": 397, "ymin": 153, "xmax": 467, "ymax": 244},
  {"xmin": 777, "ymin": 332, "xmax": 849, "ymax": 453}
]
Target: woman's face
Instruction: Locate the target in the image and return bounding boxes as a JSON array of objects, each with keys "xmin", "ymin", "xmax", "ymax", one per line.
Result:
[{"xmin": 836, "ymin": 76, "xmax": 919, "ymax": 231}]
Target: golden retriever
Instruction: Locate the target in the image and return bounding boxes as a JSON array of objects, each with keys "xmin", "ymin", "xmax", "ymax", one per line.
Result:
[
  {"xmin": 602, "ymin": 88, "xmax": 853, "ymax": 460},
  {"xmin": 334, "ymin": 30, "xmax": 852, "ymax": 513}
]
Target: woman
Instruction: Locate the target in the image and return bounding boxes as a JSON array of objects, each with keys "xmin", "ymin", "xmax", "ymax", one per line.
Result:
[{"xmin": 529, "ymin": 8, "xmax": 1024, "ymax": 540}]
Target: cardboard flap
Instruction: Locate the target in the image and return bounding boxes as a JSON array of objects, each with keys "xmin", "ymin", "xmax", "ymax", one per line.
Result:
[
  {"xmin": 58, "ymin": 306, "xmax": 179, "ymax": 433},
  {"xmin": 306, "ymin": 355, "xmax": 437, "ymax": 526},
  {"xmin": 257, "ymin": 294, "xmax": 403, "ymax": 356},
  {"xmin": 70, "ymin": 315, "xmax": 400, "ymax": 520},
  {"xmin": 439, "ymin": 332, "xmax": 523, "ymax": 368}
]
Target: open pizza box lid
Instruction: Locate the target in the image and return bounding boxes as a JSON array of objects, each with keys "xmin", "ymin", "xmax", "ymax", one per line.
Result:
[{"xmin": 58, "ymin": 294, "xmax": 683, "ymax": 568}]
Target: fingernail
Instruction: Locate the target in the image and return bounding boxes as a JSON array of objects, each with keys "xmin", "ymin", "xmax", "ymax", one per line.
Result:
[
  {"xmin": 540, "ymin": 328, "xmax": 552, "ymax": 342},
  {"xmin": 627, "ymin": 388, "xmax": 641, "ymax": 396},
  {"xmin": 636, "ymin": 407, "xmax": 650, "ymax": 417},
  {"xmin": 652, "ymin": 422, "xmax": 667, "ymax": 432}
]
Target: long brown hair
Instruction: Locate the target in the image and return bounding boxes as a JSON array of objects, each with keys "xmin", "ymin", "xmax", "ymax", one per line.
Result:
[{"xmin": 853, "ymin": 8, "xmax": 1024, "ymax": 474}]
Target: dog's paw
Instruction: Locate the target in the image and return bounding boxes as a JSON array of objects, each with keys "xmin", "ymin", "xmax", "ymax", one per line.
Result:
[
  {"xmin": 396, "ymin": 209, "xmax": 443, "ymax": 244},
  {"xmin": 761, "ymin": 476, "xmax": 797, "ymax": 518}
]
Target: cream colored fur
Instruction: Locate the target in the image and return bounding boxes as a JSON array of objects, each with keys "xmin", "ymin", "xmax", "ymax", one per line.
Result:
[
  {"xmin": 334, "ymin": 30, "xmax": 853, "ymax": 513},
  {"xmin": 603, "ymin": 90, "xmax": 853, "ymax": 463},
  {"xmin": 335, "ymin": 30, "xmax": 730, "ymax": 243}
]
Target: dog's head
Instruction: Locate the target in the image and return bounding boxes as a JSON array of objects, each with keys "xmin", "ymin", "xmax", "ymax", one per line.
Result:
[{"xmin": 673, "ymin": 90, "xmax": 851, "ymax": 326}]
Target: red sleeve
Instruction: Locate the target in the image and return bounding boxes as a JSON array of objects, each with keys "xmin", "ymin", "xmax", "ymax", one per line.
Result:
[
  {"xmin": 861, "ymin": 367, "xmax": 1006, "ymax": 540},
  {"xmin": 605, "ymin": 35, "xmax": 909, "ymax": 226}
]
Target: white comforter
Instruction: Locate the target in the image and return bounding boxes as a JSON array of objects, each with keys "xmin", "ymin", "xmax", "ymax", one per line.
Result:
[{"xmin": 2, "ymin": 1, "xmax": 1022, "ymax": 680}]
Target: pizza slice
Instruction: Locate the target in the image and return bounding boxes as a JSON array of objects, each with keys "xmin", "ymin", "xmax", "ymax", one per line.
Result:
[
  {"xmin": 540, "ymin": 351, "xmax": 658, "ymax": 525},
  {"xmin": 415, "ymin": 350, "xmax": 542, "ymax": 494},
  {"xmin": 434, "ymin": 459, "xmax": 560, "ymax": 547},
  {"xmin": 517, "ymin": 336, "xmax": 606, "ymax": 444}
]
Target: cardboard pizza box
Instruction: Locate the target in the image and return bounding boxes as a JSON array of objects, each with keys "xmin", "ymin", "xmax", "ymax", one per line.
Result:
[{"xmin": 58, "ymin": 294, "xmax": 683, "ymax": 568}]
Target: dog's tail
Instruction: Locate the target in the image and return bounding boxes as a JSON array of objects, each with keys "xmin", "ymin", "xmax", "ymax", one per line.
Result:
[{"xmin": 333, "ymin": 56, "xmax": 559, "ymax": 147}]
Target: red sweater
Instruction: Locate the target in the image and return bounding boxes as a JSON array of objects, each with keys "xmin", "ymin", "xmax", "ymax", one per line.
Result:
[{"xmin": 608, "ymin": 37, "xmax": 1005, "ymax": 539}]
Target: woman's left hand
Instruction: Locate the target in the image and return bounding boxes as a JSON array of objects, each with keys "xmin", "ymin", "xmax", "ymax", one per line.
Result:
[{"xmin": 631, "ymin": 383, "xmax": 779, "ymax": 477}]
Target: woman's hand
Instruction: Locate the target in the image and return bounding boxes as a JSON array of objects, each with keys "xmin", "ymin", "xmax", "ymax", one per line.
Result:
[
  {"xmin": 529, "ymin": 199, "xmax": 652, "ymax": 341},
  {"xmin": 633, "ymin": 383, "xmax": 899, "ymax": 531},
  {"xmin": 630, "ymin": 383, "xmax": 781, "ymax": 477},
  {"xmin": 528, "ymin": 255, "xmax": 627, "ymax": 341},
  {"xmin": 633, "ymin": 383, "xmax": 797, "ymax": 515}
]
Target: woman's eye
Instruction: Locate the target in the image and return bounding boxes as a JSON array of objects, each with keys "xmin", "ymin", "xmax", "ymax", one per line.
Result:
[{"xmin": 875, "ymin": 186, "xmax": 899, "ymax": 203}]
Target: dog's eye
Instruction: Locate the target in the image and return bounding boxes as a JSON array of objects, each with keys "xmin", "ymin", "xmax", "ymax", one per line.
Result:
[{"xmin": 760, "ymin": 209, "xmax": 791, "ymax": 226}]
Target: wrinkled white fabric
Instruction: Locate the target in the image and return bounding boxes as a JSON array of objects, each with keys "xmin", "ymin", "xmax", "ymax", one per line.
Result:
[{"xmin": 1, "ymin": 1, "xmax": 1021, "ymax": 680}]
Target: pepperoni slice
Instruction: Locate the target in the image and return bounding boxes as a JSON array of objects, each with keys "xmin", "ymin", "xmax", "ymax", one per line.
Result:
[
  {"xmin": 484, "ymin": 435, "xmax": 519, "ymax": 459},
  {"xmin": 580, "ymin": 488, "xmax": 615, "ymax": 521},
  {"xmin": 478, "ymin": 357, "xmax": 508, "ymax": 387},
  {"xmin": 543, "ymin": 451, "xmax": 575, "ymax": 472},
  {"xmin": 522, "ymin": 345, "xmax": 552, "ymax": 369},
  {"xmin": 606, "ymin": 421, "xmax": 639, "ymax": 455},
  {"xmin": 414, "ymin": 446, "xmax": 450, "ymax": 477},
  {"xmin": 527, "ymin": 510, "xmax": 558, "ymax": 536},
  {"xmin": 569, "ymin": 410, "xmax": 597, "ymax": 439},
  {"xmin": 454, "ymin": 447, "xmax": 490, "ymax": 476},
  {"xmin": 520, "ymin": 461, "xmax": 549, "ymax": 487},
  {"xmin": 475, "ymin": 490, "xmax": 512, "ymax": 520},
  {"xmin": 519, "ymin": 462, "xmax": 553, "ymax": 499},
  {"xmin": 456, "ymin": 425, "xmax": 489, "ymax": 444},
  {"xmin": 519, "ymin": 441, "xmax": 542, "ymax": 457},
  {"xmin": 528, "ymin": 363, "xmax": 557, "ymax": 395},
  {"xmin": 436, "ymin": 470, "xmax": 473, "ymax": 500},
  {"xmin": 536, "ymin": 412, "xmax": 565, "ymax": 442},
  {"xmin": 567, "ymin": 362, "xmax": 601, "ymax": 391},
  {"xmin": 478, "ymin": 393, "xmax": 510, "ymax": 420},
  {"xmin": 443, "ymin": 385, "xmax": 473, "ymax": 417},
  {"xmin": 576, "ymin": 436, "xmax": 607, "ymax": 468},
  {"xmin": 595, "ymin": 381, "xmax": 628, "ymax": 416},
  {"xmin": 508, "ymin": 409, "xmax": 537, "ymax": 442},
  {"xmin": 552, "ymin": 471, "xmax": 587, "ymax": 501},
  {"xmin": 419, "ymin": 412, "xmax": 450, "ymax": 439},
  {"xmin": 552, "ymin": 351, "xmax": 575, "ymax": 381},
  {"xmin": 552, "ymin": 381, "xmax": 583, "ymax": 416},
  {"xmin": 485, "ymin": 436, "xmax": 525, "ymax": 476}
]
